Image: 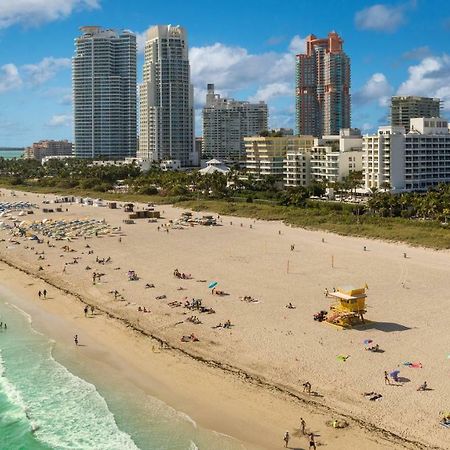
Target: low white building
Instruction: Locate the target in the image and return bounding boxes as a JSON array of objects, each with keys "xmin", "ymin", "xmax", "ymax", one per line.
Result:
[
  {"xmin": 284, "ymin": 129, "xmax": 363, "ymax": 187},
  {"xmin": 90, "ymin": 158, "xmax": 151, "ymax": 171},
  {"xmin": 363, "ymin": 117, "xmax": 450, "ymax": 192},
  {"xmin": 41, "ymin": 155, "xmax": 75, "ymax": 165},
  {"xmin": 198, "ymin": 158, "xmax": 230, "ymax": 175},
  {"xmin": 160, "ymin": 160, "xmax": 181, "ymax": 171}
]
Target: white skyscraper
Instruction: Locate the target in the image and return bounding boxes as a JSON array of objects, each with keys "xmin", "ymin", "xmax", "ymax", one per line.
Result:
[
  {"xmin": 139, "ymin": 25, "xmax": 195, "ymax": 166},
  {"xmin": 73, "ymin": 26, "xmax": 137, "ymax": 159}
]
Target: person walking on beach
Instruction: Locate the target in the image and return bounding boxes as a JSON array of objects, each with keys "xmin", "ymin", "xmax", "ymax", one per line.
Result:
[
  {"xmin": 74, "ymin": 335, "xmax": 79, "ymax": 346},
  {"xmin": 84, "ymin": 306, "xmax": 88, "ymax": 317},
  {"xmin": 384, "ymin": 371, "xmax": 390, "ymax": 385},
  {"xmin": 43, "ymin": 289, "xmax": 47, "ymax": 299},
  {"xmin": 309, "ymin": 433, "xmax": 316, "ymax": 450},
  {"xmin": 90, "ymin": 306, "xmax": 94, "ymax": 315},
  {"xmin": 300, "ymin": 417, "xmax": 306, "ymax": 435},
  {"xmin": 283, "ymin": 431, "xmax": 290, "ymax": 447}
]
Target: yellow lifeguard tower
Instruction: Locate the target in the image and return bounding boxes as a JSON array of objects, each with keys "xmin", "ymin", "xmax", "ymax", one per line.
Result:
[{"xmin": 326, "ymin": 286, "xmax": 367, "ymax": 328}]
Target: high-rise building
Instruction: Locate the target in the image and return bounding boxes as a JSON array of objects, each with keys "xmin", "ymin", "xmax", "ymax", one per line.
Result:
[
  {"xmin": 295, "ymin": 32, "xmax": 351, "ymax": 137},
  {"xmin": 73, "ymin": 27, "xmax": 137, "ymax": 159},
  {"xmin": 139, "ymin": 25, "xmax": 195, "ymax": 166},
  {"xmin": 202, "ymin": 84, "xmax": 268, "ymax": 160},
  {"xmin": 24, "ymin": 140, "xmax": 73, "ymax": 161},
  {"xmin": 390, "ymin": 96, "xmax": 441, "ymax": 132}
]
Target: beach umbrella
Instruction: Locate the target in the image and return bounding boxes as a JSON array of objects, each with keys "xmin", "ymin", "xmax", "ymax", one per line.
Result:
[
  {"xmin": 389, "ymin": 370, "xmax": 400, "ymax": 377},
  {"xmin": 363, "ymin": 339, "xmax": 373, "ymax": 345},
  {"xmin": 208, "ymin": 281, "xmax": 218, "ymax": 289}
]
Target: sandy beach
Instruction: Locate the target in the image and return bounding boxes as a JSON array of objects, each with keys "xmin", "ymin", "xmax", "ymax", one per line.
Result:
[{"xmin": 0, "ymin": 188, "xmax": 448, "ymax": 449}]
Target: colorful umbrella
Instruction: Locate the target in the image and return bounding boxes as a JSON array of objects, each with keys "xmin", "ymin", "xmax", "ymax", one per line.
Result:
[
  {"xmin": 363, "ymin": 339, "xmax": 373, "ymax": 345},
  {"xmin": 208, "ymin": 281, "xmax": 218, "ymax": 289},
  {"xmin": 389, "ymin": 370, "xmax": 400, "ymax": 377}
]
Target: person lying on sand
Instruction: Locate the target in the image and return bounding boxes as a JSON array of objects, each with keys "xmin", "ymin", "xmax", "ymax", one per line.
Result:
[
  {"xmin": 240, "ymin": 296, "xmax": 259, "ymax": 303},
  {"xmin": 214, "ymin": 290, "xmax": 228, "ymax": 296},
  {"xmin": 286, "ymin": 302, "xmax": 296, "ymax": 309},
  {"xmin": 145, "ymin": 283, "xmax": 155, "ymax": 288},
  {"xmin": 181, "ymin": 334, "xmax": 199, "ymax": 342}
]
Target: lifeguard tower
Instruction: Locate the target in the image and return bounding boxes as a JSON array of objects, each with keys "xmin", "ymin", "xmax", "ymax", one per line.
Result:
[{"xmin": 326, "ymin": 286, "xmax": 367, "ymax": 328}]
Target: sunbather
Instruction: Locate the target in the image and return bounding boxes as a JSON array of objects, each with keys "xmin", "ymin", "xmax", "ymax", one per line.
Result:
[{"xmin": 417, "ymin": 381, "xmax": 428, "ymax": 391}]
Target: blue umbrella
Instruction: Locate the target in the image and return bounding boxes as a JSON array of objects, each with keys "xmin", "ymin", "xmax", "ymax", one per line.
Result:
[
  {"xmin": 363, "ymin": 339, "xmax": 373, "ymax": 345},
  {"xmin": 389, "ymin": 370, "xmax": 400, "ymax": 377},
  {"xmin": 208, "ymin": 281, "xmax": 218, "ymax": 289}
]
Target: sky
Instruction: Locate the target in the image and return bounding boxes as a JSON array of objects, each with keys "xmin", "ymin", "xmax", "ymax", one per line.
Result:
[{"xmin": 1, "ymin": 0, "xmax": 450, "ymax": 146}]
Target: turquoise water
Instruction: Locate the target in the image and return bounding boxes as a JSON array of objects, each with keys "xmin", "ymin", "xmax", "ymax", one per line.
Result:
[
  {"xmin": 0, "ymin": 299, "xmax": 246, "ymax": 450},
  {"xmin": 0, "ymin": 150, "xmax": 23, "ymax": 159}
]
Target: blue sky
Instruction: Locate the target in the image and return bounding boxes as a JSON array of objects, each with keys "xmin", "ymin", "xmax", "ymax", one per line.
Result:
[{"xmin": 1, "ymin": 0, "xmax": 450, "ymax": 146}]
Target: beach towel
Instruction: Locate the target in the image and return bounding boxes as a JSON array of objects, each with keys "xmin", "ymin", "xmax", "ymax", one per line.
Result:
[{"xmin": 336, "ymin": 354, "xmax": 350, "ymax": 362}]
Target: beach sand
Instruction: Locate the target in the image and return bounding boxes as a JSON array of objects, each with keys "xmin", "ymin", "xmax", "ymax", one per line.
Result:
[{"xmin": 0, "ymin": 188, "xmax": 448, "ymax": 449}]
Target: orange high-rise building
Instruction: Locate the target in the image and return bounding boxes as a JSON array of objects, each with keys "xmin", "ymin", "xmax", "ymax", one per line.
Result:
[{"xmin": 296, "ymin": 32, "xmax": 351, "ymax": 137}]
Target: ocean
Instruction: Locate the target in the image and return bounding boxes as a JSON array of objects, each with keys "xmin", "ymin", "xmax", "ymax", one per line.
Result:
[
  {"xmin": 0, "ymin": 150, "xmax": 24, "ymax": 159},
  {"xmin": 0, "ymin": 298, "xmax": 246, "ymax": 450}
]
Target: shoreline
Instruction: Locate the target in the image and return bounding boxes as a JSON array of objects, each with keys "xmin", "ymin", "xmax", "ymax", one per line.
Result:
[
  {"xmin": 0, "ymin": 236, "xmax": 433, "ymax": 450},
  {"xmin": 0, "ymin": 258, "xmax": 400, "ymax": 450},
  {"xmin": 0, "ymin": 188, "xmax": 448, "ymax": 449}
]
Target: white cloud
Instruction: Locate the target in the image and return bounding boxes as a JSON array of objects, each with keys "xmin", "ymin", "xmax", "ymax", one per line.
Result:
[
  {"xmin": 397, "ymin": 54, "xmax": 450, "ymax": 109},
  {"xmin": 288, "ymin": 35, "xmax": 306, "ymax": 54},
  {"xmin": 23, "ymin": 57, "xmax": 71, "ymax": 85},
  {"xmin": 0, "ymin": 0, "xmax": 100, "ymax": 29},
  {"xmin": 0, "ymin": 64, "xmax": 22, "ymax": 93},
  {"xmin": 402, "ymin": 46, "xmax": 431, "ymax": 60},
  {"xmin": 47, "ymin": 114, "xmax": 72, "ymax": 127},
  {"xmin": 354, "ymin": 73, "xmax": 393, "ymax": 107},
  {"xmin": 136, "ymin": 30, "xmax": 147, "ymax": 54},
  {"xmin": 268, "ymin": 104, "xmax": 296, "ymax": 130},
  {"xmin": 249, "ymin": 82, "xmax": 292, "ymax": 103},
  {"xmin": 355, "ymin": 3, "xmax": 408, "ymax": 33},
  {"xmin": 189, "ymin": 34, "xmax": 304, "ymax": 104}
]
